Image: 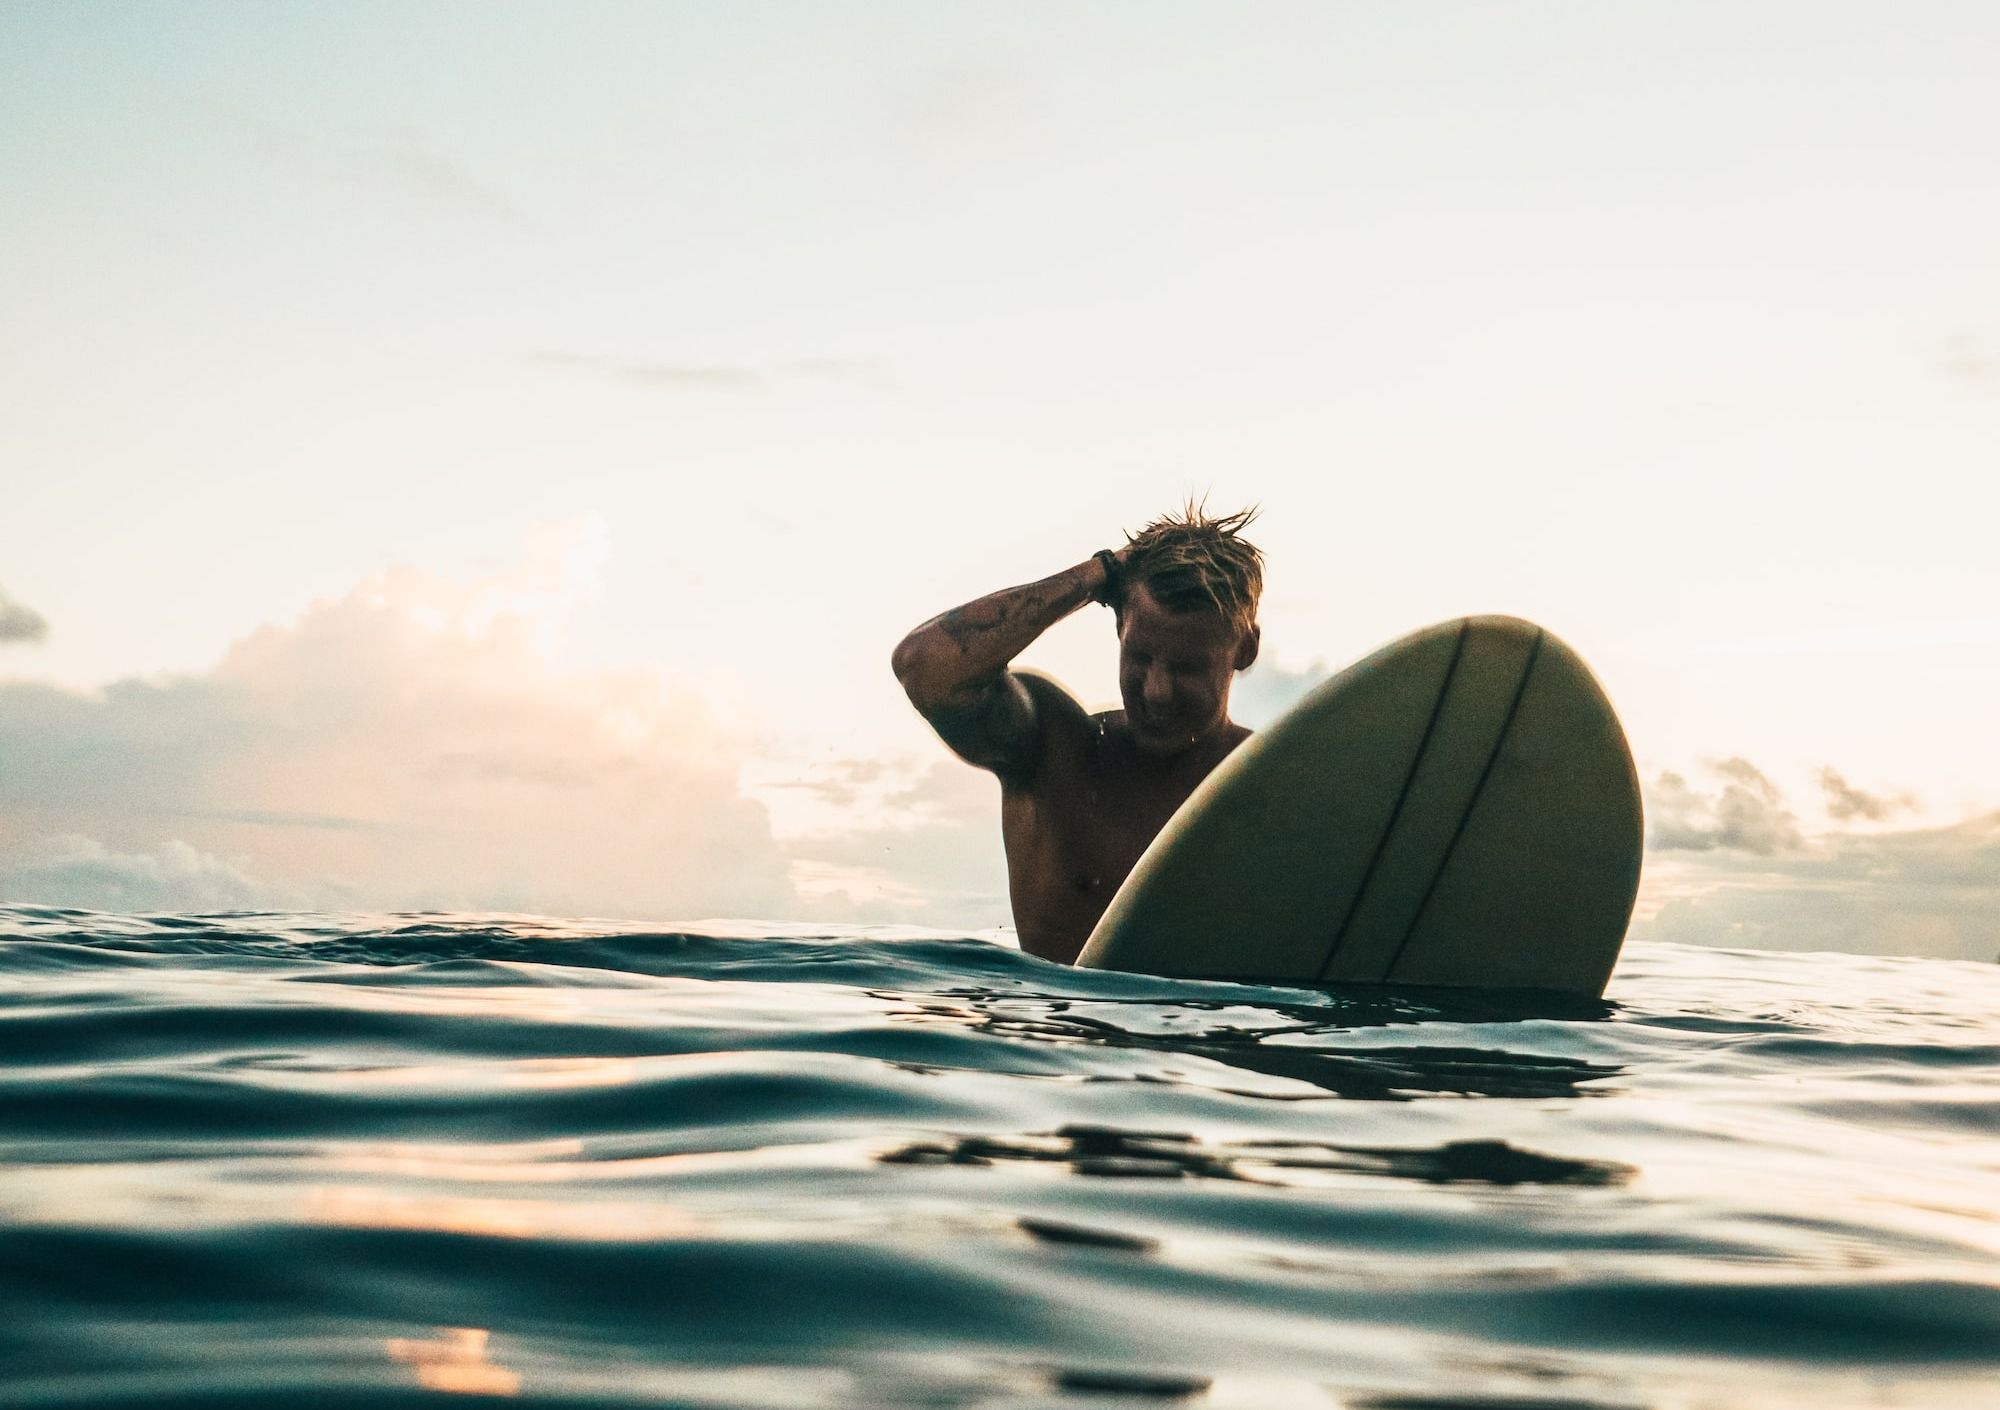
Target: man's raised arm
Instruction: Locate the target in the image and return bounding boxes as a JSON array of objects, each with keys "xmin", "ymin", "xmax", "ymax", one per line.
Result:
[{"xmin": 891, "ymin": 554, "xmax": 1115, "ymax": 781}]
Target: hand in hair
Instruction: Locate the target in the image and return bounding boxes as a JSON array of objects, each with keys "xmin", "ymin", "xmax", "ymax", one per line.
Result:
[{"xmin": 890, "ymin": 555, "xmax": 1109, "ymax": 783}]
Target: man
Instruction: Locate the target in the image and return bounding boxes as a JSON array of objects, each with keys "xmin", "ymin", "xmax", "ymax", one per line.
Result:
[{"xmin": 891, "ymin": 505, "xmax": 1264, "ymax": 963}]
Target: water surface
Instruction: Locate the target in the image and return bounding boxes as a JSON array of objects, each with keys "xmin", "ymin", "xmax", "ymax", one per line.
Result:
[{"xmin": 2, "ymin": 906, "xmax": 1995, "ymax": 1408}]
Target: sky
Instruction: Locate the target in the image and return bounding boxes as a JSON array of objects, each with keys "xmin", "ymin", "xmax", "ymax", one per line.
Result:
[{"xmin": 2, "ymin": 1, "xmax": 1997, "ymax": 960}]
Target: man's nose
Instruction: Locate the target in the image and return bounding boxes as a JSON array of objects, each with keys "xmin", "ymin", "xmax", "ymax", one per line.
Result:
[{"xmin": 1143, "ymin": 665, "xmax": 1174, "ymax": 706}]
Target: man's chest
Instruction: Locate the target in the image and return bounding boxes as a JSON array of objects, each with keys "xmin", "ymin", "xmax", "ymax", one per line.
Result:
[{"xmin": 1007, "ymin": 762, "xmax": 1195, "ymax": 877}]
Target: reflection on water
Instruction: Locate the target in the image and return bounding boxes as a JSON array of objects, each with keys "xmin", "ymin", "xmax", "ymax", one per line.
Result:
[
  {"xmin": 307, "ymin": 1185, "xmax": 714, "ymax": 1241},
  {"xmin": 888, "ymin": 987, "xmax": 1625, "ymax": 1100},
  {"xmin": 1051, "ymin": 1366, "xmax": 1211, "ymax": 1398},
  {"xmin": 386, "ymin": 1326, "xmax": 520, "ymax": 1396},
  {"xmin": 880, "ymin": 1126, "xmax": 1634, "ymax": 1189},
  {"xmin": 1, "ymin": 907, "xmax": 1996, "ymax": 1410}
]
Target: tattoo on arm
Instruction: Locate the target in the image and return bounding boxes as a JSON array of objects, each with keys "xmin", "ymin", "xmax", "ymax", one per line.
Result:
[
  {"xmin": 935, "ymin": 579, "xmax": 1069, "ymax": 654},
  {"xmin": 935, "ymin": 602, "xmax": 989, "ymax": 650},
  {"xmin": 894, "ymin": 558, "xmax": 1101, "ymax": 782}
]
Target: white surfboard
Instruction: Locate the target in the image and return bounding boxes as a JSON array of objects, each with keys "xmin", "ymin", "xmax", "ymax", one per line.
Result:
[{"xmin": 1075, "ymin": 616, "xmax": 1642, "ymax": 997}]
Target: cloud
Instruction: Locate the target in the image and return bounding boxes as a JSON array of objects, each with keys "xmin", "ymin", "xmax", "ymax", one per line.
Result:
[
  {"xmin": 0, "ymin": 589, "xmax": 49, "ymax": 646},
  {"xmin": 1648, "ymin": 758, "xmax": 1802, "ymax": 854},
  {"xmin": 0, "ymin": 835, "xmax": 277, "ymax": 914},
  {"xmin": 1632, "ymin": 759, "xmax": 1997, "ymax": 961},
  {"xmin": 1818, "ymin": 766, "xmax": 1918, "ymax": 823},
  {"xmin": 1637, "ymin": 811, "xmax": 2000, "ymax": 963},
  {"xmin": 10, "ymin": 552, "xmax": 1986, "ymax": 962},
  {"xmin": 765, "ymin": 761, "xmax": 1010, "ymax": 928},
  {"xmin": 776, "ymin": 744, "xmax": 1999, "ymax": 958},
  {"xmin": 1230, "ymin": 657, "xmax": 1334, "ymax": 729},
  {"xmin": 754, "ymin": 757, "xmax": 897, "ymax": 811},
  {"xmin": 0, "ymin": 528, "xmax": 794, "ymax": 920},
  {"xmin": 775, "ymin": 742, "xmax": 1999, "ymax": 962}
]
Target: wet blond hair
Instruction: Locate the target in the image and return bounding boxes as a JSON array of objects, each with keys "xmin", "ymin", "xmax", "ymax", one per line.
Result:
[{"xmin": 1115, "ymin": 501, "xmax": 1264, "ymax": 636}]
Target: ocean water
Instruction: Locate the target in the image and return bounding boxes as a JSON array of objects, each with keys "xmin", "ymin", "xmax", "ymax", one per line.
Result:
[{"xmin": 1, "ymin": 907, "xmax": 1995, "ymax": 1410}]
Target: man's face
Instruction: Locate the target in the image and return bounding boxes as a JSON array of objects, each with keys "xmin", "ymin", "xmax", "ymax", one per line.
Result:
[{"xmin": 1116, "ymin": 582, "xmax": 1257, "ymax": 757}]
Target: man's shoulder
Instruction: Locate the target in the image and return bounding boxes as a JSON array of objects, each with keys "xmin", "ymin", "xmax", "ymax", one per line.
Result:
[
  {"xmin": 1009, "ymin": 669, "xmax": 1093, "ymax": 727},
  {"xmin": 1027, "ymin": 700, "xmax": 1218, "ymax": 759},
  {"xmin": 992, "ymin": 671, "xmax": 1103, "ymax": 788}
]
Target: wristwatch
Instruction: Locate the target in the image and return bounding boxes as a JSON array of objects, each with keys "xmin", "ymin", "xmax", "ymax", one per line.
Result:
[{"xmin": 1093, "ymin": 548, "xmax": 1122, "ymax": 605}]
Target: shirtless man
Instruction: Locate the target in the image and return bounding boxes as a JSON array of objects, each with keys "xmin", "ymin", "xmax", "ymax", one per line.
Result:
[{"xmin": 891, "ymin": 506, "xmax": 1264, "ymax": 963}]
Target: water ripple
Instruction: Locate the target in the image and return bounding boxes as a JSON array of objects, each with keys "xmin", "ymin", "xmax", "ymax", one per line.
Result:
[{"xmin": 2, "ymin": 907, "xmax": 1997, "ymax": 1409}]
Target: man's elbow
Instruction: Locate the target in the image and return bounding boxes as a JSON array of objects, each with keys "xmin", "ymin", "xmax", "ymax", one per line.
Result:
[{"xmin": 890, "ymin": 633, "xmax": 942, "ymax": 711}]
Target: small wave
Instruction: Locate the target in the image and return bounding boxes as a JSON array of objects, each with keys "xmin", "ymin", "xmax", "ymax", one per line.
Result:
[{"xmin": 2, "ymin": 907, "xmax": 1996, "ymax": 1408}]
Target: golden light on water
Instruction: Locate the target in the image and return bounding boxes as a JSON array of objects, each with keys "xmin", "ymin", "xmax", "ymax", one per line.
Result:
[
  {"xmin": 306, "ymin": 1187, "xmax": 708, "ymax": 1241},
  {"xmin": 333, "ymin": 1055, "xmax": 648, "ymax": 1091},
  {"xmin": 386, "ymin": 1327, "xmax": 520, "ymax": 1397}
]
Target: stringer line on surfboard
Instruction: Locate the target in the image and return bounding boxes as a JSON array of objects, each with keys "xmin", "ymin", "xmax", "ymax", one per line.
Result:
[
  {"xmin": 1316, "ymin": 618, "xmax": 1470, "ymax": 982},
  {"xmin": 1381, "ymin": 625, "xmax": 1545, "ymax": 982}
]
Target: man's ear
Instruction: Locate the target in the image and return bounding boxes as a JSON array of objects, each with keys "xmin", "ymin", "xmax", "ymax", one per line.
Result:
[{"xmin": 1235, "ymin": 624, "xmax": 1260, "ymax": 673}]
